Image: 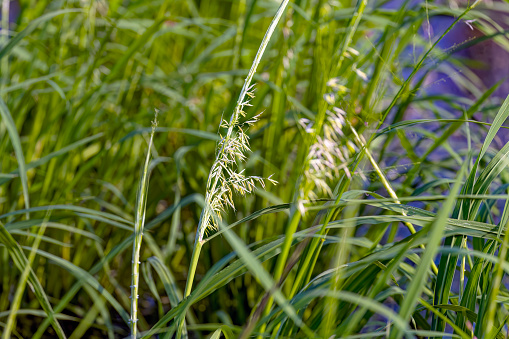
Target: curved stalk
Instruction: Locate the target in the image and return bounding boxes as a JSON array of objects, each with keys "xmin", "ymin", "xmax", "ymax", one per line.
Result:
[{"xmin": 130, "ymin": 114, "xmax": 158, "ymax": 338}]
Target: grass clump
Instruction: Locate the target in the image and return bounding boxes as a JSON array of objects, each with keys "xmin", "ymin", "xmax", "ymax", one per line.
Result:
[{"xmin": 1, "ymin": 0, "xmax": 509, "ymax": 338}]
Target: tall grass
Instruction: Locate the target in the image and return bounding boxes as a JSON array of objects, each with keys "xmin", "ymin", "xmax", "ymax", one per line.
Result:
[{"xmin": 1, "ymin": 0, "xmax": 509, "ymax": 338}]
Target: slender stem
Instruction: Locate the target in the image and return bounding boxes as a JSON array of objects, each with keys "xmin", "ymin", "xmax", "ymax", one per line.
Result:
[
  {"xmin": 288, "ymin": 175, "xmax": 350, "ymax": 299},
  {"xmin": 176, "ymin": 239, "xmax": 202, "ymax": 339},
  {"xmin": 349, "ymin": 123, "xmax": 439, "ymax": 275},
  {"xmin": 183, "ymin": 240, "xmax": 203, "ymax": 298},
  {"xmin": 130, "ymin": 115, "xmax": 157, "ymax": 338},
  {"xmin": 460, "ymin": 236, "xmax": 466, "ymax": 302}
]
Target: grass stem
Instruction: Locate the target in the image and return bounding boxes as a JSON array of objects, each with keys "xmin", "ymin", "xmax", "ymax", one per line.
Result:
[{"xmin": 130, "ymin": 114, "xmax": 158, "ymax": 338}]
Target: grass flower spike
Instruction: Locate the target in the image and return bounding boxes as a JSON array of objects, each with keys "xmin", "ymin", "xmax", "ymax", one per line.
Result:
[
  {"xmin": 180, "ymin": 1, "xmax": 289, "ymax": 329},
  {"xmin": 297, "ymin": 106, "xmax": 353, "ymax": 214},
  {"xmin": 202, "ymin": 104, "xmax": 277, "ymax": 240}
]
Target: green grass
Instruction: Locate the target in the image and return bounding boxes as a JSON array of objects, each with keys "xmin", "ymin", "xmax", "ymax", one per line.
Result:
[{"xmin": 1, "ymin": 0, "xmax": 509, "ymax": 338}]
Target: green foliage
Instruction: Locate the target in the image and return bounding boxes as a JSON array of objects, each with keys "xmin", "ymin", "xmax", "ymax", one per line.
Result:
[{"xmin": 1, "ymin": 0, "xmax": 509, "ymax": 338}]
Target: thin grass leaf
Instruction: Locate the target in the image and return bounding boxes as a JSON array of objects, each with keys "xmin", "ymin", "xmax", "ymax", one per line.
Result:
[
  {"xmin": 392, "ymin": 161, "xmax": 467, "ymax": 339},
  {"xmin": 0, "ymin": 224, "xmax": 66, "ymax": 338},
  {"xmin": 0, "ymin": 98, "xmax": 29, "ymax": 218}
]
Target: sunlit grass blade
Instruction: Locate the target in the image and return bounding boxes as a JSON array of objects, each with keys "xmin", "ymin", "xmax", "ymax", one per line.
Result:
[{"xmin": 2, "ymin": 215, "xmax": 49, "ymax": 339}]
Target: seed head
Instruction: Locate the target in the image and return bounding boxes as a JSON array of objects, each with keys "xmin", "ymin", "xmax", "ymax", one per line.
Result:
[
  {"xmin": 199, "ymin": 87, "xmax": 276, "ymax": 239},
  {"xmin": 297, "ymin": 105, "xmax": 354, "ymax": 215}
]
